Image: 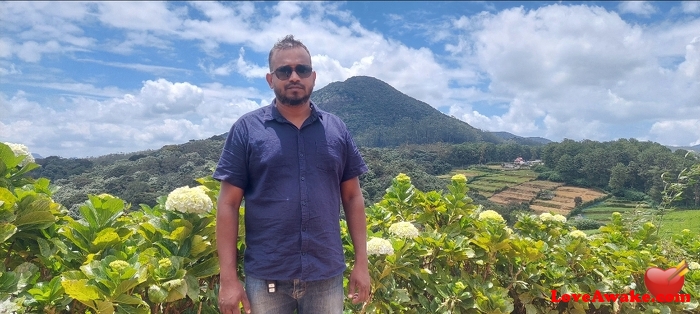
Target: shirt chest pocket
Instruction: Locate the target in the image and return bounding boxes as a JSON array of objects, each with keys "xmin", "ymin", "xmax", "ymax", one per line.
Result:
[{"xmin": 315, "ymin": 141, "xmax": 343, "ymax": 174}]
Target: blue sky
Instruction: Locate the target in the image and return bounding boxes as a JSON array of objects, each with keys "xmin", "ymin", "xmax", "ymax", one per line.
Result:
[{"xmin": 1, "ymin": 1, "xmax": 699, "ymax": 158}]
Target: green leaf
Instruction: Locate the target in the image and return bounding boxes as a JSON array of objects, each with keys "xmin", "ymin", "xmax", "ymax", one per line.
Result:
[
  {"xmin": 168, "ymin": 226, "xmax": 191, "ymax": 243},
  {"xmin": 92, "ymin": 228, "xmax": 121, "ymax": 250},
  {"xmin": 113, "ymin": 293, "xmax": 144, "ymax": 305},
  {"xmin": 189, "ymin": 235, "xmax": 210, "ymax": 257},
  {"xmin": 162, "ymin": 279, "xmax": 187, "ymax": 302},
  {"xmin": 114, "ymin": 275, "xmax": 146, "ymax": 297},
  {"xmin": 184, "ymin": 273, "xmax": 199, "ymax": 302},
  {"xmin": 11, "ymin": 162, "xmax": 40, "ymax": 178},
  {"xmin": 188, "ymin": 257, "xmax": 220, "ymax": 279},
  {"xmin": 16, "ymin": 262, "xmax": 39, "ymax": 292},
  {"xmin": 94, "ymin": 300, "xmax": 115, "ymax": 314},
  {"xmin": 0, "ymin": 143, "xmax": 22, "ymax": 169},
  {"xmin": 62, "ymin": 279, "xmax": 102, "ymax": 302},
  {"xmin": 37, "ymin": 237, "xmax": 54, "ymax": 258},
  {"xmin": 148, "ymin": 285, "xmax": 167, "ymax": 303},
  {"xmin": 0, "ymin": 188, "xmax": 17, "ymax": 210},
  {"xmin": 0, "ymin": 271, "xmax": 18, "ymax": 294},
  {"xmin": 0, "ymin": 223, "xmax": 17, "ymax": 243},
  {"xmin": 14, "ymin": 211, "xmax": 55, "ymax": 230}
]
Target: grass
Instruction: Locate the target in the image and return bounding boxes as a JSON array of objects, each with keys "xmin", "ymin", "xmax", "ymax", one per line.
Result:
[
  {"xmin": 658, "ymin": 209, "xmax": 700, "ymax": 237},
  {"xmin": 580, "ymin": 197, "xmax": 699, "ymax": 238}
]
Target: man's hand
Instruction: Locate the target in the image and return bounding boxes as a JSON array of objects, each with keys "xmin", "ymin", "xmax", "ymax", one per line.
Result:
[
  {"xmin": 218, "ymin": 280, "xmax": 250, "ymax": 314},
  {"xmin": 347, "ymin": 263, "xmax": 371, "ymax": 304}
]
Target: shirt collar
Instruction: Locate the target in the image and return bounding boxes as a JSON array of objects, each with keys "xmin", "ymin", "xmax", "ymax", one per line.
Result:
[{"xmin": 264, "ymin": 99, "xmax": 323, "ymax": 123}]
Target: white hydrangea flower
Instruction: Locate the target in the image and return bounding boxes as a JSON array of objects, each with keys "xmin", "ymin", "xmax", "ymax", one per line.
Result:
[
  {"xmin": 367, "ymin": 238, "xmax": 394, "ymax": 256},
  {"xmin": 478, "ymin": 210, "xmax": 504, "ymax": 222},
  {"xmin": 388, "ymin": 221, "xmax": 420, "ymax": 239},
  {"xmin": 165, "ymin": 186, "xmax": 213, "ymax": 214},
  {"xmin": 4, "ymin": 142, "xmax": 35, "ymax": 167},
  {"xmin": 504, "ymin": 226, "xmax": 513, "ymax": 235},
  {"xmin": 552, "ymin": 214, "xmax": 567, "ymax": 223},
  {"xmin": 689, "ymin": 262, "xmax": 700, "ymax": 270},
  {"xmin": 539, "ymin": 212, "xmax": 553, "ymax": 221},
  {"xmin": 0, "ymin": 298, "xmax": 20, "ymax": 314},
  {"xmin": 539, "ymin": 213, "xmax": 566, "ymax": 223},
  {"xmin": 569, "ymin": 230, "xmax": 587, "ymax": 239}
]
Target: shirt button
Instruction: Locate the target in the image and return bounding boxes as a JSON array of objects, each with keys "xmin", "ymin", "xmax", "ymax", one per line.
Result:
[
  {"xmin": 301, "ymin": 177, "xmax": 305, "ymax": 181},
  {"xmin": 302, "ymin": 252, "xmax": 306, "ymax": 256},
  {"xmin": 302, "ymin": 227, "xmax": 307, "ymax": 232}
]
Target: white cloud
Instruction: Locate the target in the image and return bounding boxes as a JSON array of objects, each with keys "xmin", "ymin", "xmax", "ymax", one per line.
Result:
[
  {"xmin": 95, "ymin": 2, "xmax": 184, "ymax": 33},
  {"xmin": 76, "ymin": 59, "xmax": 190, "ymax": 76},
  {"xmin": 0, "ymin": 79, "xmax": 269, "ymax": 157},
  {"xmin": 649, "ymin": 120, "xmax": 700, "ymax": 146},
  {"xmin": 200, "ymin": 47, "xmax": 269, "ymax": 78},
  {"xmin": 0, "ymin": 63, "xmax": 21, "ymax": 76},
  {"xmin": 682, "ymin": 1, "xmax": 700, "ymax": 14},
  {"xmin": 16, "ymin": 40, "xmax": 61, "ymax": 62},
  {"xmin": 430, "ymin": 4, "xmax": 700, "ymax": 145},
  {"xmin": 138, "ymin": 79, "xmax": 204, "ymax": 115},
  {"xmin": 618, "ymin": 1, "xmax": 657, "ymax": 17},
  {"xmin": 0, "ymin": 2, "xmax": 94, "ymax": 62},
  {"xmin": 678, "ymin": 36, "xmax": 700, "ymax": 77}
]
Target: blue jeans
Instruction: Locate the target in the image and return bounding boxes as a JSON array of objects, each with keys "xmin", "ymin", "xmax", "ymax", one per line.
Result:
[{"xmin": 245, "ymin": 274, "xmax": 344, "ymax": 314}]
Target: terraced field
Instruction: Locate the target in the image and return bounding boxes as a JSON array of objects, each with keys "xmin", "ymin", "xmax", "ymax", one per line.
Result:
[
  {"xmin": 448, "ymin": 167, "xmax": 609, "ymax": 217},
  {"xmin": 467, "ymin": 169, "xmax": 537, "ymax": 197},
  {"xmin": 581, "ymin": 197, "xmax": 652, "ymax": 223},
  {"xmin": 489, "ymin": 181, "xmax": 563, "ymax": 206},
  {"xmin": 490, "ymin": 182, "xmax": 607, "ymax": 216},
  {"xmin": 531, "ymin": 187, "xmax": 608, "ymax": 215}
]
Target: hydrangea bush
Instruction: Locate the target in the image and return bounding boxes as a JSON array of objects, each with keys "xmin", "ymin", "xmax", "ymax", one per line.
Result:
[
  {"xmin": 1, "ymin": 143, "xmax": 699, "ymax": 314},
  {"xmin": 343, "ymin": 173, "xmax": 700, "ymax": 313}
]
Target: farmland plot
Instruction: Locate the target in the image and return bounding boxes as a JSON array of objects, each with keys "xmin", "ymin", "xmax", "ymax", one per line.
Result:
[
  {"xmin": 488, "ymin": 180, "xmax": 565, "ymax": 206},
  {"xmin": 531, "ymin": 187, "xmax": 607, "ymax": 214},
  {"xmin": 461, "ymin": 168, "xmax": 537, "ymax": 197}
]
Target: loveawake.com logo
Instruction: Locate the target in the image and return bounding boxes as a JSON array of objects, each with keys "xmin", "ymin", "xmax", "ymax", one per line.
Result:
[{"xmin": 551, "ymin": 260, "xmax": 692, "ymax": 303}]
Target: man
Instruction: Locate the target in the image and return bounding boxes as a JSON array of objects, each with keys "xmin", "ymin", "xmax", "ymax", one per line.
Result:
[{"xmin": 214, "ymin": 35, "xmax": 370, "ymax": 314}]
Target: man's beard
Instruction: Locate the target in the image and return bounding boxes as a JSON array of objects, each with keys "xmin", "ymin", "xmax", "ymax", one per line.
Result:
[{"xmin": 274, "ymin": 84, "xmax": 313, "ymax": 106}]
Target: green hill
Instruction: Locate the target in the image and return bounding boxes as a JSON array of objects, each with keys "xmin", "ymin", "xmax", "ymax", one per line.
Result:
[{"xmin": 311, "ymin": 76, "xmax": 502, "ymax": 147}]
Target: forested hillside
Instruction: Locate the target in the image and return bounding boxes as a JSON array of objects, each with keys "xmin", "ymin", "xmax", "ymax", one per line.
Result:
[
  {"xmin": 30, "ymin": 136, "xmax": 698, "ymax": 212},
  {"xmin": 538, "ymin": 138, "xmax": 699, "ymax": 206}
]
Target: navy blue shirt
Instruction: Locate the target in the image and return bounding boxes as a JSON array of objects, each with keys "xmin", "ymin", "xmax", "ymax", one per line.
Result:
[{"xmin": 213, "ymin": 101, "xmax": 368, "ymax": 281}]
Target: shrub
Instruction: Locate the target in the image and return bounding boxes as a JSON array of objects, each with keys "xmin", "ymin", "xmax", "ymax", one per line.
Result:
[
  {"xmin": 623, "ymin": 188, "xmax": 648, "ymax": 201},
  {"xmin": 568, "ymin": 218, "xmax": 603, "ymax": 230}
]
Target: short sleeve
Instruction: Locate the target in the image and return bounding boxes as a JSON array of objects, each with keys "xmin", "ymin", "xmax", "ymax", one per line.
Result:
[
  {"xmin": 213, "ymin": 120, "xmax": 249, "ymax": 189},
  {"xmin": 341, "ymin": 127, "xmax": 368, "ymax": 182}
]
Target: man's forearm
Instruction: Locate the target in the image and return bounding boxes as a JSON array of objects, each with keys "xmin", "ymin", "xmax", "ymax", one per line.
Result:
[
  {"xmin": 344, "ymin": 195, "xmax": 368, "ymax": 265},
  {"xmin": 217, "ymin": 199, "xmax": 241, "ymax": 283}
]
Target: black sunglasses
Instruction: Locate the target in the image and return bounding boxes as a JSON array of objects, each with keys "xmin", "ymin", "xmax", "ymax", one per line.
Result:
[{"xmin": 272, "ymin": 64, "xmax": 313, "ymax": 80}]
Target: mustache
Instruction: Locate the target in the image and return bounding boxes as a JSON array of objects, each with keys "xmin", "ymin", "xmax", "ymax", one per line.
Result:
[{"xmin": 285, "ymin": 83, "xmax": 305, "ymax": 89}]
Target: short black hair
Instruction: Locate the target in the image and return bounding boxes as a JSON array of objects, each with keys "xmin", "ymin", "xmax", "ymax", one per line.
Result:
[{"xmin": 268, "ymin": 35, "xmax": 311, "ymax": 71}]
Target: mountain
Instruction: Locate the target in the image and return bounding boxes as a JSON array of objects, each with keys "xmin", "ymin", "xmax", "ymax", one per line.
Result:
[
  {"xmin": 489, "ymin": 131, "xmax": 553, "ymax": 145},
  {"xmin": 311, "ymin": 76, "xmax": 502, "ymax": 147}
]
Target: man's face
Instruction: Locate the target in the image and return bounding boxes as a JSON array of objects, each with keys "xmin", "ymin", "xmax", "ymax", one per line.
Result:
[{"xmin": 266, "ymin": 47, "xmax": 316, "ymax": 106}]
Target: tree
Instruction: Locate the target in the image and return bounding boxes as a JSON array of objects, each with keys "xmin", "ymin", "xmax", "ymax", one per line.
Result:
[{"xmin": 608, "ymin": 162, "xmax": 630, "ymax": 193}]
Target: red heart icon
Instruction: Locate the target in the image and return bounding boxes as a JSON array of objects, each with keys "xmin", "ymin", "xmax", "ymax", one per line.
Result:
[{"xmin": 644, "ymin": 267, "xmax": 685, "ymax": 297}]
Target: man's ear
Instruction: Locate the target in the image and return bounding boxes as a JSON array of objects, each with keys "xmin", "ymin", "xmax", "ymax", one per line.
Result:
[{"xmin": 266, "ymin": 73, "xmax": 273, "ymax": 89}]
